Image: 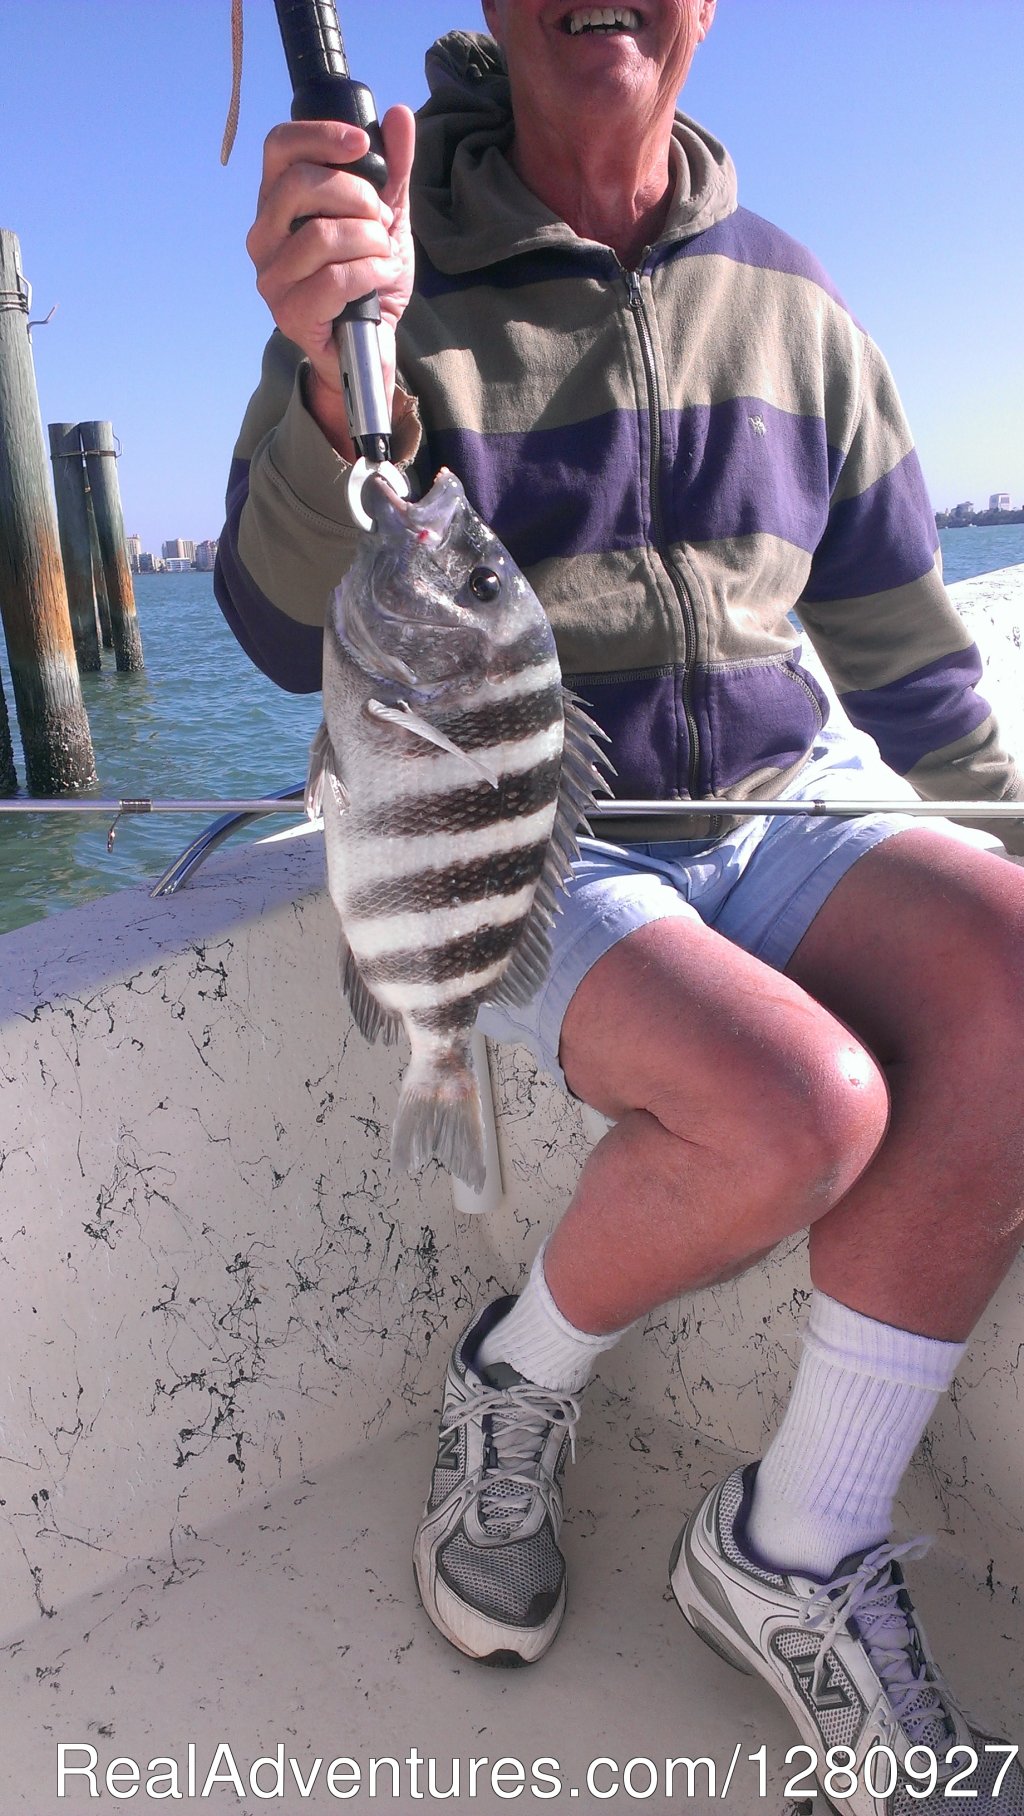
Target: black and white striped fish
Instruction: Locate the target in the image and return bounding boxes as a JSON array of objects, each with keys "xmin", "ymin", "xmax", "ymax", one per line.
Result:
[{"xmin": 306, "ymin": 468, "xmax": 611, "ymax": 1193}]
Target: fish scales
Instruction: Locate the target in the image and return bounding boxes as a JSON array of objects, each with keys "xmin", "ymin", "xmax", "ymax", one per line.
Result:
[
  {"xmin": 369, "ymin": 758, "xmax": 565, "ymax": 840},
  {"xmin": 306, "ymin": 468, "xmax": 612, "ymax": 1194},
  {"xmin": 348, "ymin": 844, "xmax": 551, "ymax": 922}
]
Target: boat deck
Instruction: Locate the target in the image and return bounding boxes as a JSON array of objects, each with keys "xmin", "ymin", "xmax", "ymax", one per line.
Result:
[{"xmin": 3, "ymin": 1390, "xmax": 1021, "ymax": 1815}]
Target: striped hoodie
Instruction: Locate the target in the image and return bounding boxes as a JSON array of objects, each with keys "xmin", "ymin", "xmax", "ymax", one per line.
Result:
[{"xmin": 216, "ymin": 31, "xmax": 1024, "ymax": 850}]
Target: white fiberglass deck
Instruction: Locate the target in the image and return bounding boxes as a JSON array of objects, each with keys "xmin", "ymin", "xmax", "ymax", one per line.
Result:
[
  {"xmin": 2, "ymin": 567, "xmax": 1023, "ymax": 1811},
  {"xmin": 2, "ymin": 1395, "xmax": 1021, "ymax": 1814}
]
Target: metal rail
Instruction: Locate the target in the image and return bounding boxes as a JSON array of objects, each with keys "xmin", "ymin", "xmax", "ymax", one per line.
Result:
[
  {"xmin": 147, "ymin": 786, "xmax": 306, "ymax": 896},
  {"xmin": 2, "ymin": 790, "xmax": 1020, "ymax": 898},
  {"xmin": 4, "ymin": 795, "xmax": 1024, "ymax": 821}
]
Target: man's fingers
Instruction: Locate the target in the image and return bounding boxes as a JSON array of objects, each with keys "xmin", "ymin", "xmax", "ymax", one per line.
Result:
[
  {"xmin": 258, "ymin": 119, "xmax": 372, "ymax": 198},
  {"xmin": 248, "ymin": 111, "xmax": 415, "ymax": 364},
  {"xmin": 250, "ymin": 160, "xmax": 388, "ymax": 262},
  {"xmin": 254, "ymin": 213, "xmax": 394, "ymax": 299},
  {"xmin": 266, "ymin": 258, "xmax": 391, "ymax": 360}
]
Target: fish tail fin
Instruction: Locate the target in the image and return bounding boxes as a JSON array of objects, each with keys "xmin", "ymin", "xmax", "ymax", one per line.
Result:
[{"xmin": 392, "ymin": 1043, "xmax": 486, "ymax": 1193}]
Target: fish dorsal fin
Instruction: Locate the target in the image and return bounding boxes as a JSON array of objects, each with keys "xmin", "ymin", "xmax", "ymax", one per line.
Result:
[
  {"xmin": 339, "ymin": 934, "xmax": 402, "ymax": 1048},
  {"xmin": 305, "ymin": 719, "xmax": 349, "ymax": 820},
  {"xmin": 485, "ymin": 688, "xmax": 614, "ymax": 1012},
  {"xmin": 366, "ymin": 698, "xmax": 499, "ymax": 788}
]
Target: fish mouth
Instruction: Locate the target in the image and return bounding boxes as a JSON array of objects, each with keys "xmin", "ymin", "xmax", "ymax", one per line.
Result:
[
  {"xmin": 363, "ymin": 468, "xmax": 465, "ymax": 544},
  {"xmin": 560, "ymin": 6, "xmax": 644, "ymax": 36},
  {"xmin": 362, "ymin": 471, "xmax": 411, "ymax": 530}
]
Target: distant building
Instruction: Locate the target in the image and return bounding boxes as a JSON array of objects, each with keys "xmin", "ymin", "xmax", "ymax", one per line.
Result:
[
  {"xmin": 163, "ymin": 557, "xmax": 192, "ymax": 574},
  {"xmin": 138, "ymin": 551, "xmax": 158, "ymax": 574},
  {"xmin": 161, "ymin": 539, "xmax": 196, "ymax": 563},
  {"xmin": 195, "ymin": 539, "xmax": 219, "ymax": 571},
  {"xmin": 126, "ymin": 533, "xmax": 142, "ymax": 574},
  {"xmin": 989, "ymin": 493, "xmax": 1011, "ymax": 512},
  {"xmin": 949, "ymin": 501, "xmax": 975, "ymax": 523}
]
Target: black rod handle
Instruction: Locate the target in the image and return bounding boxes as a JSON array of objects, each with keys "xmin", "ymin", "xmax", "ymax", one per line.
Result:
[
  {"xmin": 274, "ymin": 0, "xmax": 349, "ymax": 83},
  {"xmin": 273, "ymin": 0, "xmax": 393, "ymax": 463},
  {"xmin": 273, "ymin": 0, "xmax": 387, "ymax": 194}
]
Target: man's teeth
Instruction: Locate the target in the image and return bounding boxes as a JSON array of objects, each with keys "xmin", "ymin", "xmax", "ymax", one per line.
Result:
[{"xmin": 567, "ymin": 7, "xmax": 641, "ymax": 34}]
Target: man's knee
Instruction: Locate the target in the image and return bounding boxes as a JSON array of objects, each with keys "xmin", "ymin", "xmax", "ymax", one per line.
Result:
[
  {"xmin": 770, "ymin": 1034, "xmax": 889, "ymax": 1213},
  {"xmin": 579, "ymin": 1015, "xmax": 888, "ymax": 1229},
  {"xmin": 653, "ymin": 1025, "xmax": 889, "ymax": 1218},
  {"xmin": 561, "ymin": 917, "xmax": 890, "ymax": 1215}
]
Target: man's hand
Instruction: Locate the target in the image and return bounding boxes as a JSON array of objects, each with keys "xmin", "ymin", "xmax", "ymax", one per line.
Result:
[{"xmin": 246, "ymin": 106, "xmax": 416, "ymax": 460}]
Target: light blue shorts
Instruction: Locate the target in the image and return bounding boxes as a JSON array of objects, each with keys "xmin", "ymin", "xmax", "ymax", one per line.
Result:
[{"xmin": 476, "ymin": 732, "xmax": 972, "ymax": 1093}]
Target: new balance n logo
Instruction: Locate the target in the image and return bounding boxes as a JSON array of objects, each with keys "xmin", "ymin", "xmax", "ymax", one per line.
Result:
[
  {"xmin": 792, "ymin": 1649, "xmax": 859, "ymax": 1715},
  {"xmin": 436, "ymin": 1427, "xmax": 460, "ymax": 1473}
]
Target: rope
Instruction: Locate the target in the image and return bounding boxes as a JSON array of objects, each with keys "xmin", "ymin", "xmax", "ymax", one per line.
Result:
[
  {"xmin": 220, "ymin": 0, "xmax": 244, "ymax": 166},
  {"xmin": 0, "ymin": 287, "xmax": 29, "ymax": 315}
]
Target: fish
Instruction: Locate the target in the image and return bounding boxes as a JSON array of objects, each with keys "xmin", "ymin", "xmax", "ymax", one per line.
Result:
[{"xmin": 305, "ymin": 467, "xmax": 612, "ymax": 1194}]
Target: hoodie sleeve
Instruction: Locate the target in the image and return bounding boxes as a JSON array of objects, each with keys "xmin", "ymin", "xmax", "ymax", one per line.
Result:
[
  {"xmin": 214, "ymin": 330, "xmax": 421, "ymax": 693},
  {"xmin": 797, "ymin": 337, "xmax": 1024, "ymax": 854}
]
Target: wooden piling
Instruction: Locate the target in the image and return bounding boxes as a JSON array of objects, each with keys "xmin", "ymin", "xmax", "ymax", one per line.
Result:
[
  {"xmin": 84, "ymin": 473, "xmax": 113, "ymax": 649},
  {"xmin": 48, "ymin": 423, "xmax": 101, "ymax": 672},
  {"xmin": 0, "ymin": 671, "xmax": 17, "ymax": 795},
  {"xmin": 80, "ymin": 421, "xmax": 143, "ymax": 672},
  {"xmin": 0, "ymin": 229, "xmax": 96, "ymax": 792}
]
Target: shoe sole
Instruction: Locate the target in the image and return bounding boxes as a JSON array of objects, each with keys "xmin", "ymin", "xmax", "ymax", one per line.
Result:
[
  {"xmin": 668, "ymin": 1524, "xmax": 757, "ymax": 1678},
  {"xmin": 669, "ymin": 1521, "xmax": 847, "ymax": 1816},
  {"xmin": 412, "ymin": 1532, "xmax": 565, "ymax": 1668}
]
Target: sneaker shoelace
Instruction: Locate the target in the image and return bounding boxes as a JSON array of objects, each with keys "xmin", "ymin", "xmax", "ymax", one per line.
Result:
[
  {"xmin": 443, "ymin": 1383, "xmax": 579, "ymax": 1534},
  {"xmin": 802, "ymin": 1536, "xmax": 956, "ymax": 1750}
]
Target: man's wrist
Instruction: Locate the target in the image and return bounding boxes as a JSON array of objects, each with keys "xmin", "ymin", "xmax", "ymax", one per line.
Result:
[{"xmin": 302, "ymin": 364, "xmax": 359, "ymax": 463}]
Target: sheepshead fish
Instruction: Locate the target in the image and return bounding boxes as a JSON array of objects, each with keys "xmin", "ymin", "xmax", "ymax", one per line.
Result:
[{"xmin": 305, "ymin": 468, "xmax": 611, "ymax": 1193}]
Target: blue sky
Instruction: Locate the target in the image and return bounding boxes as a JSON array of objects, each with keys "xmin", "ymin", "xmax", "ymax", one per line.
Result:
[{"xmin": 1, "ymin": 0, "xmax": 1021, "ymax": 553}]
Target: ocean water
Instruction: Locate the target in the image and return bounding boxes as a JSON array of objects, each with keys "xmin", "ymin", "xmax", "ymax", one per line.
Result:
[
  {"xmin": 1, "ymin": 526, "xmax": 1023, "ymax": 938},
  {"xmin": 939, "ymin": 523, "xmax": 1024, "ymax": 586},
  {"xmin": 0, "ymin": 574, "xmax": 322, "ymax": 935}
]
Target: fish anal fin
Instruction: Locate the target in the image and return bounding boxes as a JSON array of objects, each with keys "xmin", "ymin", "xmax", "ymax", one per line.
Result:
[{"xmin": 341, "ymin": 937, "xmax": 401, "ymax": 1047}]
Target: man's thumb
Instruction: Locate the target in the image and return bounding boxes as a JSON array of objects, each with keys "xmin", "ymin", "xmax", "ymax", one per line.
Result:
[{"xmin": 380, "ymin": 104, "xmax": 416, "ymax": 216}]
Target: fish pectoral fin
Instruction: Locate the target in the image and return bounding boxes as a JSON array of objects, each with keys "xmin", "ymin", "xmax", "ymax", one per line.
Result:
[
  {"xmin": 306, "ymin": 719, "xmax": 349, "ymax": 821},
  {"xmin": 366, "ymin": 698, "xmax": 499, "ymax": 788},
  {"xmin": 341, "ymin": 937, "xmax": 401, "ymax": 1047}
]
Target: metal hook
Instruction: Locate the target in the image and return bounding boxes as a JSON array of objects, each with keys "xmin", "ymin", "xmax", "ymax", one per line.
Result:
[{"xmin": 346, "ymin": 457, "xmax": 409, "ymax": 533}]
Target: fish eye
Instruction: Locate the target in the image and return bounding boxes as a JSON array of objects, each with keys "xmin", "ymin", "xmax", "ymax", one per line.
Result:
[{"xmin": 468, "ymin": 565, "xmax": 501, "ymax": 603}]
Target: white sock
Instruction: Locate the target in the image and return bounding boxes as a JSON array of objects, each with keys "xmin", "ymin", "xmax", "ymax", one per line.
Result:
[
  {"xmin": 477, "ymin": 1241, "xmax": 631, "ymax": 1394},
  {"xmin": 746, "ymin": 1289, "xmax": 966, "ymax": 1579}
]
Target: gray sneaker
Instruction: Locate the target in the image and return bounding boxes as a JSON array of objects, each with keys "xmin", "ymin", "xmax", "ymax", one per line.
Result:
[
  {"xmin": 413, "ymin": 1297, "xmax": 579, "ymax": 1666},
  {"xmin": 670, "ymin": 1464, "xmax": 1023, "ymax": 1814}
]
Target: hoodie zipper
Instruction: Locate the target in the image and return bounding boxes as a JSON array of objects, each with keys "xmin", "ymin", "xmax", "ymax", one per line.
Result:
[{"xmin": 621, "ymin": 263, "xmax": 704, "ymax": 807}]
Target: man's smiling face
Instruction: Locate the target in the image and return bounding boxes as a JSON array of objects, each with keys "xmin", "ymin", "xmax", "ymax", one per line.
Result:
[{"xmin": 480, "ymin": 0, "xmax": 717, "ymax": 132}]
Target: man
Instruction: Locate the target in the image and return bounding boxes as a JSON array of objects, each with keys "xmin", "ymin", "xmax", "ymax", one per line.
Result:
[{"xmin": 218, "ymin": 4, "xmax": 1024, "ymax": 1805}]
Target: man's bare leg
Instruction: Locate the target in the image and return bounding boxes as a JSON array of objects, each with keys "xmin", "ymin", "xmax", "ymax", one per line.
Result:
[
  {"xmin": 534, "ymin": 827, "xmax": 1024, "ymax": 1587},
  {"xmin": 547, "ymin": 913, "xmax": 889, "ymax": 1333},
  {"xmin": 786, "ymin": 830, "xmax": 1024, "ymax": 1338},
  {"xmin": 548, "ymin": 831, "xmax": 1024, "ymax": 1342}
]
